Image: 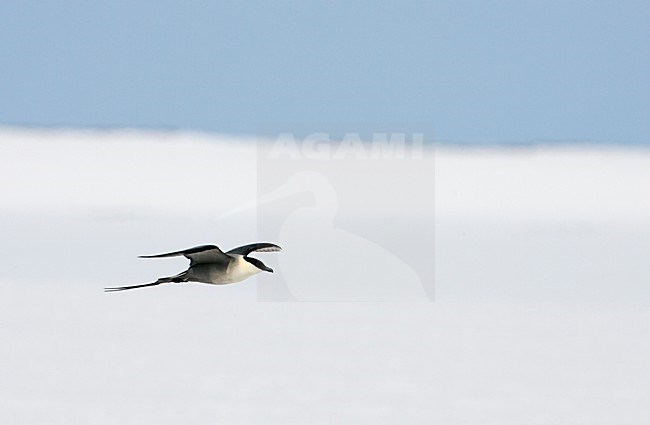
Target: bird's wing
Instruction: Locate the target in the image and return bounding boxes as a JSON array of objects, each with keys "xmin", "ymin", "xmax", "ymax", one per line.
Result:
[
  {"xmin": 139, "ymin": 244, "xmax": 231, "ymax": 266},
  {"xmin": 226, "ymin": 242, "xmax": 282, "ymax": 256}
]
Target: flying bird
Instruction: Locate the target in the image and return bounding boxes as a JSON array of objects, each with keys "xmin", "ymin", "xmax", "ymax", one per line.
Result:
[{"xmin": 105, "ymin": 243, "xmax": 281, "ymax": 292}]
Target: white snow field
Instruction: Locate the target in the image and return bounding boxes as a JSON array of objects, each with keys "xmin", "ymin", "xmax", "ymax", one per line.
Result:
[{"xmin": 1, "ymin": 128, "xmax": 649, "ymax": 424}]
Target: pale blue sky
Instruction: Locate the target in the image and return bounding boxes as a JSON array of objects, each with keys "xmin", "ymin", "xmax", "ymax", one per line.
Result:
[{"xmin": 1, "ymin": 1, "xmax": 649, "ymax": 144}]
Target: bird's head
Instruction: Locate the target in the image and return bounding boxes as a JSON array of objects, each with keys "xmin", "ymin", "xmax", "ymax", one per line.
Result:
[{"xmin": 244, "ymin": 256, "xmax": 274, "ymax": 273}]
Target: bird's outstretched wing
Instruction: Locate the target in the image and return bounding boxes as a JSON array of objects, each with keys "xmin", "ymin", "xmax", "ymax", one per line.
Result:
[
  {"xmin": 139, "ymin": 244, "xmax": 231, "ymax": 266},
  {"xmin": 226, "ymin": 243, "xmax": 282, "ymax": 256}
]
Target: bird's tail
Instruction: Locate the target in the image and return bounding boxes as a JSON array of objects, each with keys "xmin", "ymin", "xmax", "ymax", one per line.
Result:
[{"xmin": 104, "ymin": 271, "xmax": 188, "ymax": 292}]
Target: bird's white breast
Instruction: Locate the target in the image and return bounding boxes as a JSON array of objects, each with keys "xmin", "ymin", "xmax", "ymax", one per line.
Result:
[{"xmin": 224, "ymin": 254, "xmax": 262, "ymax": 283}]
